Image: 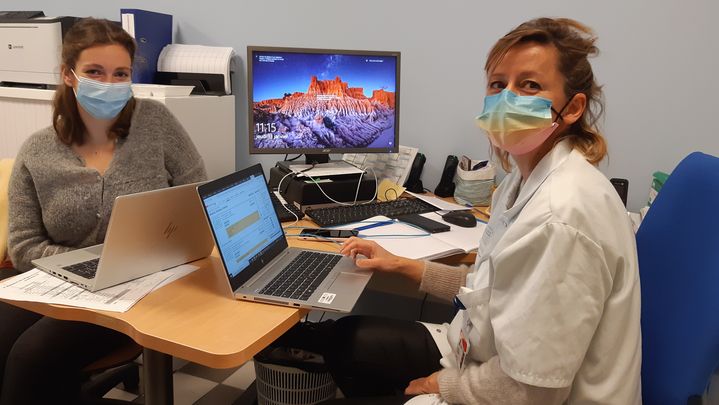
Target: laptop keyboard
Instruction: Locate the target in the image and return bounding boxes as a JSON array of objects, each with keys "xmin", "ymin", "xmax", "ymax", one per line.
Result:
[
  {"xmin": 62, "ymin": 258, "xmax": 100, "ymax": 279},
  {"xmin": 258, "ymin": 251, "xmax": 341, "ymax": 301}
]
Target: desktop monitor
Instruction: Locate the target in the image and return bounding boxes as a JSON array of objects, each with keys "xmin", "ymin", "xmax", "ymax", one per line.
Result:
[{"xmin": 248, "ymin": 46, "xmax": 400, "ymax": 162}]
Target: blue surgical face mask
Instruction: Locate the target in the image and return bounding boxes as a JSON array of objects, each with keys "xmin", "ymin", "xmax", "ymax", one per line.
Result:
[
  {"xmin": 476, "ymin": 89, "xmax": 572, "ymax": 155},
  {"xmin": 72, "ymin": 70, "xmax": 132, "ymax": 120}
]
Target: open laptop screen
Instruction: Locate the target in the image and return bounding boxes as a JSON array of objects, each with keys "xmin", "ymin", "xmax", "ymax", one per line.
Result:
[{"xmin": 198, "ymin": 164, "xmax": 287, "ymax": 289}]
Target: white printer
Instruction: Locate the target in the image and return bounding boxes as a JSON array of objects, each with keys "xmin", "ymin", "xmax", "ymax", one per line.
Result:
[{"xmin": 0, "ymin": 14, "xmax": 78, "ymax": 87}]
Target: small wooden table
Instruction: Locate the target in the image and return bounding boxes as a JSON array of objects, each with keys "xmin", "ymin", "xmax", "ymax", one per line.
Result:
[{"xmin": 1, "ymin": 255, "xmax": 306, "ymax": 405}]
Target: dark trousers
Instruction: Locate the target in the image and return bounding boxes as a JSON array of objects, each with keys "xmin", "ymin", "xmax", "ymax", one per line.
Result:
[
  {"xmin": 0, "ymin": 299, "xmax": 134, "ymax": 405},
  {"xmin": 276, "ymin": 315, "xmax": 443, "ymax": 404}
]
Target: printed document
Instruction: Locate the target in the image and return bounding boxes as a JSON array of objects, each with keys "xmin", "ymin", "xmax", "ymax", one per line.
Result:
[
  {"xmin": 343, "ymin": 145, "xmax": 419, "ymax": 186},
  {"xmin": 0, "ymin": 265, "xmax": 198, "ymax": 313}
]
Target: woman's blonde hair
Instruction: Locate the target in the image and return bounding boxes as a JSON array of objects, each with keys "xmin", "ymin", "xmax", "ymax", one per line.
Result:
[
  {"xmin": 53, "ymin": 18, "xmax": 136, "ymax": 146},
  {"xmin": 486, "ymin": 17, "xmax": 607, "ymax": 171}
]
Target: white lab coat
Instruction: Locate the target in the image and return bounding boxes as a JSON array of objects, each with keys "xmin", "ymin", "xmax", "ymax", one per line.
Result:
[{"xmin": 416, "ymin": 140, "xmax": 642, "ymax": 405}]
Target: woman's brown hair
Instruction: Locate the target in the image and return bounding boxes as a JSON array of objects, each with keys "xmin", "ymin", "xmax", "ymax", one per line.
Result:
[
  {"xmin": 486, "ymin": 18, "xmax": 607, "ymax": 170},
  {"xmin": 53, "ymin": 18, "xmax": 136, "ymax": 145}
]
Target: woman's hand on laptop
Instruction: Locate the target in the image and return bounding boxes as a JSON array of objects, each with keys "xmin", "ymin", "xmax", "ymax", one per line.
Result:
[{"xmin": 340, "ymin": 237, "xmax": 424, "ymax": 283}]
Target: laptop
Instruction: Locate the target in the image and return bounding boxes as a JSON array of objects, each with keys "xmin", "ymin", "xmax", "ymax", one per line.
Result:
[
  {"xmin": 32, "ymin": 183, "xmax": 214, "ymax": 292},
  {"xmin": 196, "ymin": 164, "xmax": 372, "ymax": 312}
]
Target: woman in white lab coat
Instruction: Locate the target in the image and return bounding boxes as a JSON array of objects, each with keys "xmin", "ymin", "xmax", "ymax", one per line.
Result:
[{"xmin": 317, "ymin": 17, "xmax": 642, "ymax": 405}]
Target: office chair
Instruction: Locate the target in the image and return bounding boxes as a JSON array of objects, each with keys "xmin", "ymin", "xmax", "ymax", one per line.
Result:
[
  {"xmin": 0, "ymin": 159, "xmax": 13, "ymax": 273},
  {"xmin": 80, "ymin": 342, "xmax": 142, "ymax": 404},
  {"xmin": 636, "ymin": 152, "xmax": 719, "ymax": 405}
]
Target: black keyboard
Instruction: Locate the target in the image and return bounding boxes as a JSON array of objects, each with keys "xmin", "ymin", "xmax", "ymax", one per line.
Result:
[
  {"xmin": 305, "ymin": 198, "xmax": 439, "ymax": 227},
  {"xmin": 270, "ymin": 190, "xmax": 304, "ymax": 222},
  {"xmin": 62, "ymin": 258, "xmax": 100, "ymax": 279},
  {"xmin": 258, "ymin": 251, "xmax": 341, "ymax": 301}
]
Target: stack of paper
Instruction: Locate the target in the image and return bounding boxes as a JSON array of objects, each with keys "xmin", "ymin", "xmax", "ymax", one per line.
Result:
[
  {"xmin": 158, "ymin": 44, "xmax": 236, "ymax": 94},
  {"xmin": 0, "ymin": 265, "xmax": 198, "ymax": 313}
]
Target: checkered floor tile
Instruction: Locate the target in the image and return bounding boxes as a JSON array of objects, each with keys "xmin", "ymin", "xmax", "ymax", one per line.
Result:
[{"xmin": 103, "ymin": 360, "xmax": 256, "ymax": 404}]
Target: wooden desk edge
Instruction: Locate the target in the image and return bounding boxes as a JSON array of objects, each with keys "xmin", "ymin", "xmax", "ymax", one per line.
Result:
[{"xmin": 0, "ymin": 257, "xmax": 310, "ymax": 369}]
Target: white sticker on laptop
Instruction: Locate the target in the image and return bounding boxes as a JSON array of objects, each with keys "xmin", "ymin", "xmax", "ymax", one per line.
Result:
[{"xmin": 318, "ymin": 292, "xmax": 336, "ymax": 304}]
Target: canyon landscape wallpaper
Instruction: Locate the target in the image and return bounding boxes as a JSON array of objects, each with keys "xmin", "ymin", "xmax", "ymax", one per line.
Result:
[{"xmin": 251, "ymin": 51, "xmax": 398, "ymax": 151}]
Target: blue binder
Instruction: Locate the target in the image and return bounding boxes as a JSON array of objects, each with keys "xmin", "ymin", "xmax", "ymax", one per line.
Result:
[{"xmin": 120, "ymin": 9, "xmax": 172, "ymax": 84}]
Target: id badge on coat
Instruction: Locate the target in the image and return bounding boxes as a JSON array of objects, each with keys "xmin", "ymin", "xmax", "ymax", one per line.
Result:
[{"xmin": 453, "ymin": 311, "xmax": 472, "ymax": 370}]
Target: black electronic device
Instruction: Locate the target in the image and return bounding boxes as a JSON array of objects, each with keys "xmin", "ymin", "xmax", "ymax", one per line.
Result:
[
  {"xmin": 434, "ymin": 155, "xmax": 459, "ymax": 197},
  {"xmin": 610, "ymin": 178, "xmax": 629, "ymax": 207},
  {"xmin": 395, "ymin": 213, "xmax": 450, "ymax": 233},
  {"xmin": 305, "ymin": 198, "xmax": 439, "ymax": 227},
  {"xmin": 0, "ymin": 10, "xmax": 45, "ymax": 20},
  {"xmin": 269, "ymin": 189, "xmax": 304, "ymax": 222},
  {"xmin": 299, "ymin": 228, "xmax": 359, "ymax": 240},
  {"xmin": 268, "ymin": 166, "xmax": 376, "ymax": 211},
  {"xmin": 441, "ymin": 210, "xmax": 477, "ymax": 228},
  {"xmin": 248, "ymin": 46, "xmax": 400, "ymax": 164},
  {"xmin": 155, "ymin": 72, "xmax": 228, "ymax": 95},
  {"xmin": 403, "ymin": 152, "xmax": 426, "ymax": 193}
]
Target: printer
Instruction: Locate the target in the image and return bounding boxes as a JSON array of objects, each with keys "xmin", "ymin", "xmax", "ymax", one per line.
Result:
[{"xmin": 0, "ymin": 14, "xmax": 78, "ymax": 87}]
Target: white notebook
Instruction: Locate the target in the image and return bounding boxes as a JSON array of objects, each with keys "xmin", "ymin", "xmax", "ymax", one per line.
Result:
[{"xmin": 345, "ymin": 214, "xmax": 486, "ymax": 260}]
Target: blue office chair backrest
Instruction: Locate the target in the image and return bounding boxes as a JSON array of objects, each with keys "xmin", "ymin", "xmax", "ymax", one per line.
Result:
[{"xmin": 637, "ymin": 152, "xmax": 719, "ymax": 404}]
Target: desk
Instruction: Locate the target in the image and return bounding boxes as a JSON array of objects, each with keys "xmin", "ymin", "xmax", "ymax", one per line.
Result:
[
  {"xmin": 0, "ymin": 197, "xmax": 488, "ymax": 404},
  {"xmin": 0, "ymin": 255, "xmax": 306, "ymax": 405}
]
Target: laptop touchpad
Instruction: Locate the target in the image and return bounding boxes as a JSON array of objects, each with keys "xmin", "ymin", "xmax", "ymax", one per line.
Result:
[{"xmin": 331, "ymin": 271, "xmax": 369, "ymax": 288}]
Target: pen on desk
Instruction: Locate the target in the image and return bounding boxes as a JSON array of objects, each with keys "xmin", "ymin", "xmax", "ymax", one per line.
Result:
[{"xmin": 354, "ymin": 220, "xmax": 395, "ymax": 232}]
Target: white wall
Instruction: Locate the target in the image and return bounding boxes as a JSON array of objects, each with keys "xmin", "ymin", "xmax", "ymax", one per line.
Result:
[{"xmin": 3, "ymin": 0, "xmax": 717, "ymax": 210}]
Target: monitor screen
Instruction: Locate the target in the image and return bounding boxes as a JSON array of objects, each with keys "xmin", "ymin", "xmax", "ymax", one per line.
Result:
[{"xmin": 248, "ymin": 46, "xmax": 400, "ymax": 155}]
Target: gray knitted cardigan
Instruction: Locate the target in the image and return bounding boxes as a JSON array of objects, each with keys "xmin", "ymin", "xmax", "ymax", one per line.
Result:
[{"xmin": 8, "ymin": 98, "xmax": 207, "ymax": 271}]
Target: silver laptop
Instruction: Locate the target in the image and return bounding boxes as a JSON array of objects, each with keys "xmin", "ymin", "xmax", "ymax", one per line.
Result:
[
  {"xmin": 197, "ymin": 164, "xmax": 372, "ymax": 312},
  {"xmin": 32, "ymin": 183, "xmax": 214, "ymax": 292}
]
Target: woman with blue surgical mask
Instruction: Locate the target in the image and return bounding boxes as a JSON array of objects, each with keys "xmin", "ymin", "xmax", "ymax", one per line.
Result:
[
  {"xmin": 279, "ymin": 18, "xmax": 641, "ymax": 405},
  {"xmin": 0, "ymin": 18, "xmax": 206, "ymax": 404}
]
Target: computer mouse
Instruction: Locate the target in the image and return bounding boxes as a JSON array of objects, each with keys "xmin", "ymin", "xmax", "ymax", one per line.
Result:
[{"xmin": 441, "ymin": 210, "xmax": 477, "ymax": 228}]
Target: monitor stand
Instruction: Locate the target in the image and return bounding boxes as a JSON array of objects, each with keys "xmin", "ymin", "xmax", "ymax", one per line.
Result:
[{"xmin": 277, "ymin": 153, "xmax": 356, "ymax": 175}]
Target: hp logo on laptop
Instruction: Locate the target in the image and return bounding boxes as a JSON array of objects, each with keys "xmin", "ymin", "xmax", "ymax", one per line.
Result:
[{"xmin": 163, "ymin": 222, "xmax": 178, "ymax": 239}]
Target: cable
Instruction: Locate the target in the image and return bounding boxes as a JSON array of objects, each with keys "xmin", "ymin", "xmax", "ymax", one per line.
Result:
[
  {"xmin": 277, "ymin": 171, "xmax": 294, "ymax": 196},
  {"xmin": 384, "ymin": 187, "xmax": 399, "ymax": 201},
  {"xmin": 302, "ymin": 166, "xmax": 378, "ymax": 206},
  {"xmin": 277, "ymin": 163, "xmax": 317, "ymax": 194},
  {"xmin": 283, "ymin": 206, "xmax": 300, "ymax": 225},
  {"xmin": 364, "ymin": 167, "xmax": 379, "ymax": 204},
  {"xmin": 274, "ymin": 172, "xmax": 301, "ymax": 224},
  {"xmin": 358, "ymin": 221, "xmax": 432, "ymax": 238}
]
